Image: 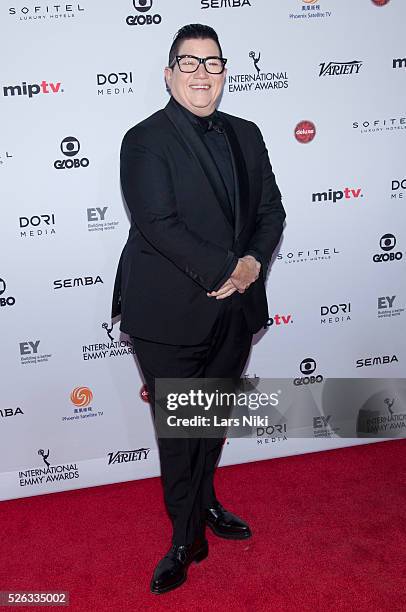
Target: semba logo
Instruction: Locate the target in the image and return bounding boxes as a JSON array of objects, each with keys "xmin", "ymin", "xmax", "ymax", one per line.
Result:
[
  {"xmin": 2, "ymin": 80, "xmax": 63, "ymax": 99},
  {"xmin": 126, "ymin": 0, "xmax": 162, "ymax": 25}
]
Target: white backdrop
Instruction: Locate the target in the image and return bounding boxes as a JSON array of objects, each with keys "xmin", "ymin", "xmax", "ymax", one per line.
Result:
[{"xmin": 1, "ymin": 0, "xmax": 405, "ymax": 501}]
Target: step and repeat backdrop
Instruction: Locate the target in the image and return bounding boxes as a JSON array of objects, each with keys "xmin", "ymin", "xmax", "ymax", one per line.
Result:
[{"xmin": 1, "ymin": 0, "xmax": 405, "ymax": 500}]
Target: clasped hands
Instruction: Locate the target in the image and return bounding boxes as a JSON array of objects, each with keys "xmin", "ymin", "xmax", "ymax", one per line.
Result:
[{"xmin": 207, "ymin": 255, "xmax": 261, "ymax": 300}]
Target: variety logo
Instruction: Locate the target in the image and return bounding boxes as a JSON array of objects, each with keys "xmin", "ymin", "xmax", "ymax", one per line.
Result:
[
  {"xmin": 294, "ymin": 358, "xmax": 323, "ymax": 386},
  {"xmin": 201, "ymin": 0, "xmax": 252, "ymax": 7},
  {"xmin": 289, "ymin": 2, "xmax": 332, "ymax": 20},
  {"xmin": 356, "ymin": 355, "xmax": 398, "ymax": 368},
  {"xmin": 97, "ymin": 72, "xmax": 134, "ymax": 96},
  {"xmin": 264, "ymin": 313, "xmax": 293, "ymax": 328},
  {"xmin": 107, "ymin": 448, "xmax": 151, "ymax": 464},
  {"xmin": 312, "ymin": 187, "xmax": 363, "ymax": 204},
  {"xmin": 19, "ymin": 214, "xmax": 56, "ymax": 238},
  {"xmin": 377, "ymin": 295, "xmax": 404, "ymax": 319},
  {"xmin": 0, "ymin": 406, "xmax": 24, "ymax": 419},
  {"xmin": 19, "ymin": 450, "xmax": 79, "ymax": 487},
  {"xmin": 53, "ymin": 275, "xmax": 103, "ymax": 289},
  {"xmin": 353, "ymin": 116, "xmax": 406, "ymax": 134},
  {"xmin": 87, "ymin": 207, "xmax": 119, "ymax": 232},
  {"xmin": 372, "ymin": 233, "xmax": 403, "ymax": 263},
  {"xmin": 228, "ymin": 50, "xmax": 288, "ymax": 94},
  {"xmin": 126, "ymin": 0, "xmax": 162, "ymax": 26},
  {"xmin": 2, "ymin": 79, "xmax": 63, "ymax": 98},
  {"xmin": 277, "ymin": 246, "xmax": 340, "ymax": 264},
  {"xmin": 294, "ymin": 120, "xmax": 316, "ymax": 143},
  {"xmin": 0, "ymin": 278, "xmax": 16, "ymax": 308},
  {"xmin": 82, "ymin": 322, "xmax": 134, "ymax": 361},
  {"xmin": 20, "ymin": 340, "xmax": 52, "ymax": 365},
  {"xmin": 392, "ymin": 178, "xmax": 406, "ymax": 199},
  {"xmin": 54, "ymin": 136, "xmax": 89, "ymax": 170},
  {"xmin": 8, "ymin": 4, "xmax": 85, "ymax": 21},
  {"xmin": 319, "ymin": 60, "xmax": 362, "ymax": 76},
  {"xmin": 320, "ymin": 302, "xmax": 351, "ymax": 325}
]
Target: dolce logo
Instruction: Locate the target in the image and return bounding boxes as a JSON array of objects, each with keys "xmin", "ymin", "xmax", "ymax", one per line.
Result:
[
  {"xmin": 54, "ymin": 137, "xmax": 89, "ymax": 170},
  {"xmin": 53, "ymin": 276, "xmax": 103, "ymax": 289},
  {"xmin": 126, "ymin": 0, "xmax": 162, "ymax": 25},
  {"xmin": 373, "ymin": 233, "xmax": 403, "ymax": 263}
]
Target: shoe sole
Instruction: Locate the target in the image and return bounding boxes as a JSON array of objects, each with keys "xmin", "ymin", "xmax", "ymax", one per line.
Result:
[
  {"xmin": 150, "ymin": 543, "xmax": 208, "ymax": 595},
  {"xmin": 206, "ymin": 522, "xmax": 252, "ymax": 540}
]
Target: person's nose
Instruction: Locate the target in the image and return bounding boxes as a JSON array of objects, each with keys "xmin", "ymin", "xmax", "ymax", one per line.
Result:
[{"xmin": 195, "ymin": 61, "xmax": 209, "ymax": 78}]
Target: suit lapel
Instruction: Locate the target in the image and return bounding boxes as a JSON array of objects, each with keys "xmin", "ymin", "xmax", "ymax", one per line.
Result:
[
  {"xmin": 219, "ymin": 113, "xmax": 250, "ymax": 239},
  {"xmin": 164, "ymin": 97, "xmax": 234, "ymax": 229}
]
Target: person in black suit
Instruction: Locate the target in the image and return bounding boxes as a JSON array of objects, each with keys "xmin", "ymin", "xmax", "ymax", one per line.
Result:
[{"xmin": 112, "ymin": 24, "xmax": 286, "ymax": 594}]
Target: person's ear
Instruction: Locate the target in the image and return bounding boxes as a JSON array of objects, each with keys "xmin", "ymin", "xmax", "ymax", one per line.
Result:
[{"xmin": 164, "ymin": 67, "xmax": 172, "ymax": 91}]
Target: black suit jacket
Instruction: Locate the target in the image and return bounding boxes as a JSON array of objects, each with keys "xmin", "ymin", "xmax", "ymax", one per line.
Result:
[{"xmin": 112, "ymin": 97, "xmax": 285, "ymax": 345}]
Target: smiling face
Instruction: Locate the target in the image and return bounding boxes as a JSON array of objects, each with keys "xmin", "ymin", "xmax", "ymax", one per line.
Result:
[{"xmin": 164, "ymin": 37, "xmax": 227, "ymax": 117}]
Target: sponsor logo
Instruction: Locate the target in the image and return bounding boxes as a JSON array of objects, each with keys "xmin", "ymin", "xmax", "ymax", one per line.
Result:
[
  {"xmin": 256, "ymin": 422, "xmax": 288, "ymax": 445},
  {"xmin": 54, "ymin": 137, "xmax": 89, "ymax": 170},
  {"xmin": 277, "ymin": 247, "xmax": 340, "ymax": 264},
  {"xmin": 82, "ymin": 322, "xmax": 134, "ymax": 360},
  {"xmin": 107, "ymin": 448, "xmax": 151, "ymax": 464},
  {"xmin": 0, "ymin": 406, "xmax": 24, "ymax": 419},
  {"xmin": 264, "ymin": 313, "xmax": 293, "ymax": 328},
  {"xmin": 87, "ymin": 207, "xmax": 119, "ymax": 232},
  {"xmin": 228, "ymin": 50, "xmax": 288, "ymax": 94},
  {"xmin": 0, "ymin": 151, "xmax": 13, "ymax": 167},
  {"xmin": 356, "ymin": 355, "xmax": 398, "ymax": 368},
  {"xmin": 358, "ymin": 395, "xmax": 406, "ymax": 438},
  {"xmin": 19, "ymin": 450, "xmax": 79, "ymax": 487},
  {"xmin": 96, "ymin": 72, "xmax": 134, "ymax": 96},
  {"xmin": 393, "ymin": 57, "xmax": 406, "ymax": 69},
  {"xmin": 353, "ymin": 116, "xmax": 406, "ymax": 134},
  {"xmin": 377, "ymin": 295, "xmax": 405, "ymax": 319},
  {"xmin": 320, "ymin": 303, "xmax": 351, "ymax": 325},
  {"xmin": 319, "ymin": 60, "xmax": 362, "ymax": 76},
  {"xmin": 372, "ymin": 233, "xmax": 403, "ymax": 263},
  {"xmin": 289, "ymin": 1, "xmax": 332, "ymax": 20},
  {"xmin": 371, "ymin": 0, "xmax": 390, "ymax": 6},
  {"xmin": 140, "ymin": 384, "xmax": 150, "ymax": 402},
  {"xmin": 201, "ymin": 0, "xmax": 252, "ymax": 7},
  {"xmin": 70, "ymin": 386, "xmax": 93, "ymax": 408},
  {"xmin": 295, "ymin": 120, "xmax": 316, "ymax": 143},
  {"xmin": 2, "ymin": 80, "xmax": 63, "ymax": 98},
  {"xmin": 8, "ymin": 4, "xmax": 85, "ymax": 21},
  {"xmin": 0, "ymin": 278, "xmax": 16, "ymax": 308},
  {"xmin": 20, "ymin": 340, "xmax": 52, "ymax": 365},
  {"xmin": 294, "ymin": 358, "xmax": 323, "ymax": 386},
  {"xmin": 313, "ymin": 415, "xmax": 341, "ymax": 438},
  {"xmin": 126, "ymin": 0, "xmax": 162, "ymax": 26},
  {"xmin": 312, "ymin": 187, "xmax": 363, "ymax": 204},
  {"xmin": 53, "ymin": 276, "xmax": 103, "ymax": 290},
  {"xmin": 392, "ymin": 178, "xmax": 406, "ymax": 199},
  {"xmin": 19, "ymin": 214, "xmax": 56, "ymax": 238}
]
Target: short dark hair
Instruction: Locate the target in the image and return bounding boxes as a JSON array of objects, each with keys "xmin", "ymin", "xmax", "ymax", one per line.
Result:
[{"xmin": 168, "ymin": 24, "xmax": 223, "ymax": 67}]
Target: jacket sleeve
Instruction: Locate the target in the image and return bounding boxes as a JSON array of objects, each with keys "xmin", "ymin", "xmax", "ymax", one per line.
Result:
[
  {"xmin": 120, "ymin": 130, "xmax": 238, "ymax": 292},
  {"xmin": 244, "ymin": 124, "xmax": 286, "ymax": 276}
]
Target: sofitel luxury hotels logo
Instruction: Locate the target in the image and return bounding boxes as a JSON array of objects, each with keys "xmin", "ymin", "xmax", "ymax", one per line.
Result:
[
  {"xmin": 228, "ymin": 51, "xmax": 288, "ymax": 93},
  {"xmin": 8, "ymin": 4, "xmax": 85, "ymax": 21}
]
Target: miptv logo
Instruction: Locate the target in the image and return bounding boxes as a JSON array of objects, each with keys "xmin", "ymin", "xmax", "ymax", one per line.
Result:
[{"xmin": 70, "ymin": 387, "xmax": 93, "ymax": 408}]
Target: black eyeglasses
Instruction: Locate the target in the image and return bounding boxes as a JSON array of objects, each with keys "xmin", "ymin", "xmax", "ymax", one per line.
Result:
[{"xmin": 170, "ymin": 55, "xmax": 228, "ymax": 74}]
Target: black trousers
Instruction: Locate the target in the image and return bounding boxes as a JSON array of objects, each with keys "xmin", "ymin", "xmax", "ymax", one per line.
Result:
[{"xmin": 131, "ymin": 297, "xmax": 253, "ymax": 546}]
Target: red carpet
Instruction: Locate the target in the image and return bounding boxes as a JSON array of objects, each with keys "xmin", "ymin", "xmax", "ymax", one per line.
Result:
[{"xmin": 1, "ymin": 440, "xmax": 405, "ymax": 611}]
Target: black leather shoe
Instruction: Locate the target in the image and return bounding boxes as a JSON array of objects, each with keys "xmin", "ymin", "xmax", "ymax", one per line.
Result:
[
  {"xmin": 150, "ymin": 537, "xmax": 208, "ymax": 595},
  {"xmin": 205, "ymin": 501, "xmax": 252, "ymax": 540}
]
